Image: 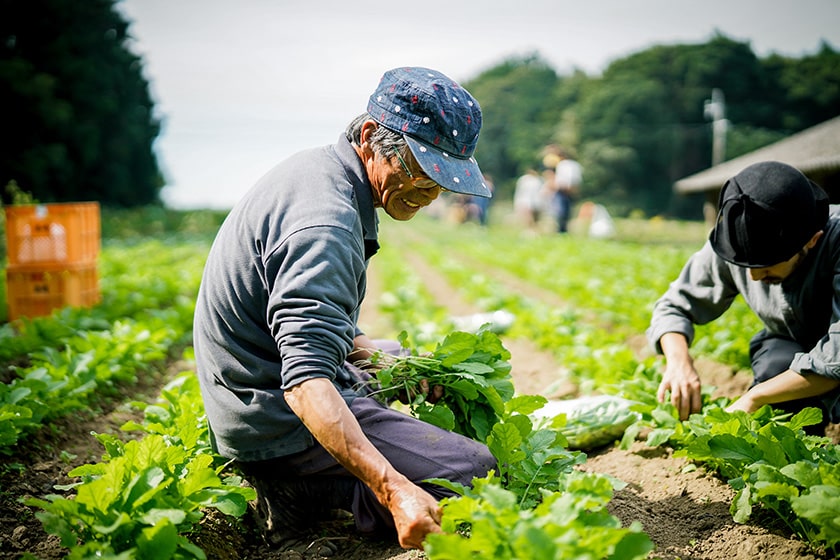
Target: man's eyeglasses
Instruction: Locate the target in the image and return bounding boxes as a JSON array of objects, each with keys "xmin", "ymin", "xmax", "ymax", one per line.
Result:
[{"xmin": 392, "ymin": 147, "xmax": 442, "ymax": 190}]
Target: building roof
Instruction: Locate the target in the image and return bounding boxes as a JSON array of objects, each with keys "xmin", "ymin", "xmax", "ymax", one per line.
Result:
[{"xmin": 674, "ymin": 115, "xmax": 840, "ymax": 193}]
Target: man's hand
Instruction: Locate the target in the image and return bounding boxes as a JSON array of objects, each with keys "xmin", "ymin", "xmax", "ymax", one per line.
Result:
[
  {"xmin": 725, "ymin": 393, "xmax": 759, "ymax": 414},
  {"xmin": 657, "ymin": 332, "xmax": 702, "ymax": 420},
  {"xmin": 285, "ymin": 378, "xmax": 444, "ymax": 549},
  {"xmin": 657, "ymin": 362, "xmax": 702, "ymax": 420},
  {"xmin": 386, "ymin": 479, "xmax": 443, "ymax": 549},
  {"xmin": 397, "ymin": 378, "xmax": 444, "ymax": 405}
]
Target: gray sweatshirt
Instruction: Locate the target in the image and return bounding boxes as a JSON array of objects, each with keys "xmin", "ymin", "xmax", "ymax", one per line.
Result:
[
  {"xmin": 193, "ymin": 135, "xmax": 379, "ymax": 462},
  {"xmin": 647, "ymin": 214, "xmax": 840, "ymax": 380}
]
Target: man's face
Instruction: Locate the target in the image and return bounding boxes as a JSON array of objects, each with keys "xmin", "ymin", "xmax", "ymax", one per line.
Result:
[
  {"xmin": 747, "ymin": 230, "xmax": 823, "ymax": 284},
  {"xmin": 370, "ymin": 148, "xmax": 443, "ymax": 221},
  {"xmin": 748, "ymin": 250, "xmax": 807, "ymax": 284}
]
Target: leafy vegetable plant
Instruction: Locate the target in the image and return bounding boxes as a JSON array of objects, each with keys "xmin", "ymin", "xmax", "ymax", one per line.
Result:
[
  {"xmin": 424, "ymin": 471, "xmax": 653, "ymax": 560},
  {"xmin": 364, "ymin": 329, "xmax": 515, "ymax": 442},
  {"xmin": 642, "ymin": 403, "xmax": 840, "ymax": 556},
  {"xmin": 485, "ymin": 395, "xmax": 585, "ymax": 509},
  {"xmin": 26, "ymin": 371, "xmax": 255, "ymax": 560}
]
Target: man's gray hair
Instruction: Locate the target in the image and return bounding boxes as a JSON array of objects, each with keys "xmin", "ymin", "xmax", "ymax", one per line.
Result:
[{"xmin": 345, "ymin": 113, "xmax": 408, "ymax": 158}]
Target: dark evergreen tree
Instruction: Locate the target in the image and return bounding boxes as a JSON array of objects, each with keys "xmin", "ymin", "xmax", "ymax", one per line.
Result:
[{"xmin": 0, "ymin": 0, "xmax": 162, "ymax": 206}]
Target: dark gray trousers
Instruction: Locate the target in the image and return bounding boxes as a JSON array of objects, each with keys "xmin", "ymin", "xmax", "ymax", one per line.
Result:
[{"xmin": 238, "ymin": 346, "xmax": 496, "ymax": 538}]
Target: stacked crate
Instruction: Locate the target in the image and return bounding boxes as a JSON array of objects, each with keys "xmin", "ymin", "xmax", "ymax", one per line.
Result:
[{"xmin": 4, "ymin": 202, "xmax": 101, "ymax": 320}]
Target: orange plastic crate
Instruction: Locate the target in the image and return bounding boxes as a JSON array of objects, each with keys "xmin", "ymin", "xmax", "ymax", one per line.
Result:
[
  {"xmin": 4, "ymin": 202, "xmax": 100, "ymax": 267},
  {"xmin": 5, "ymin": 263, "xmax": 100, "ymax": 321}
]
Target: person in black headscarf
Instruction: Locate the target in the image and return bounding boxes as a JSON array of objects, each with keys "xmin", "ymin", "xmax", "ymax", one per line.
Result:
[{"xmin": 647, "ymin": 161, "xmax": 840, "ymax": 428}]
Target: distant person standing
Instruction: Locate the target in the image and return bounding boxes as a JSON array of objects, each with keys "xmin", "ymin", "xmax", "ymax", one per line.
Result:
[
  {"xmin": 513, "ymin": 168, "xmax": 544, "ymax": 231},
  {"xmin": 471, "ymin": 174, "xmax": 494, "ymax": 226},
  {"xmin": 544, "ymin": 145, "xmax": 582, "ymax": 233}
]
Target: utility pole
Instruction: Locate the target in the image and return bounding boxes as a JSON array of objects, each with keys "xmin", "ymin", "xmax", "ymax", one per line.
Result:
[
  {"xmin": 702, "ymin": 88, "xmax": 729, "ymax": 223},
  {"xmin": 704, "ymin": 88, "xmax": 728, "ymax": 166}
]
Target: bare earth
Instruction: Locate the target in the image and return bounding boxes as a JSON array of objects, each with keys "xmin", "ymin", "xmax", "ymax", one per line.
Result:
[{"xmin": 1, "ymin": 246, "xmax": 837, "ymax": 560}]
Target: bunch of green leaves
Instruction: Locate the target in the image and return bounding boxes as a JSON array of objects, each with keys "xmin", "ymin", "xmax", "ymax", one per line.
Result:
[
  {"xmin": 644, "ymin": 404, "xmax": 839, "ymax": 555},
  {"xmin": 424, "ymin": 471, "xmax": 653, "ymax": 560},
  {"xmin": 367, "ymin": 329, "xmax": 515, "ymax": 442},
  {"xmin": 26, "ymin": 368, "xmax": 254, "ymax": 559},
  {"xmin": 485, "ymin": 395, "xmax": 585, "ymax": 509},
  {"xmin": 120, "ymin": 368, "xmax": 213, "ymax": 456}
]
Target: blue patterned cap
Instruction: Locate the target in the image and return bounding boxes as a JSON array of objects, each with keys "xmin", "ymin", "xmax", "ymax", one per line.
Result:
[{"xmin": 368, "ymin": 67, "xmax": 491, "ymax": 198}]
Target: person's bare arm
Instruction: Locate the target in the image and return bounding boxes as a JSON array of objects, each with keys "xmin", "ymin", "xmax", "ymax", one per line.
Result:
[
  {"xmin": 726, "ymin": 370, "xmax": 840, "ymax": 414},
  {"xmin": 285, "ymin": 377, "xmax": 442, "ymax": 549},
  {"xmin": 347, "ymin": 334, "xmax": 378, "ymax": 364},
  {"xmin": 657, "ymin": 332, "xmax": 703, "ymax": 420}
]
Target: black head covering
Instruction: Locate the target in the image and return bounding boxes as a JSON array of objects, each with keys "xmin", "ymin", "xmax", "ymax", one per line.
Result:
[{"xmin": 709, "ymin": 161, "xmax": 829, "ymax": 267}]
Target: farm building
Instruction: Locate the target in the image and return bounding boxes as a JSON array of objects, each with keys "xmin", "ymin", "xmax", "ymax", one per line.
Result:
[{"xmin": 674, "ymin": 115, "xmax": 840, "ymax": 221}]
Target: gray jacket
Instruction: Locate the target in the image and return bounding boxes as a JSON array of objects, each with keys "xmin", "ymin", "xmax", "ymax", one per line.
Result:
[
  {"xmin": 647, "ymin": 214, "xmax": 840, "ymax": 380},
  {"xmin": 194, "ymin": 135, "xmax": 379, "ymax": 462}
]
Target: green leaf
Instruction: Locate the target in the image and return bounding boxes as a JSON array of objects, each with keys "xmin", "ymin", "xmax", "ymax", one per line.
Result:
[
  {"xmin": 453, "ymin": 361, "xmax": 495, "ymax": 375},
  {"xmin": 139, "ymin": 508, "xmax": 187, "ymax": 526},
  {"xmin": 788, "ymin": 407, "xmax": 823, "ymax": 431},
  {"xmin": 608, "ymin": 530, "xmax": 655, "ymax": 560},
  {"xmin": 417, "ymin": 402, "xmax": 456, "ymax": 432},
  {"xmin": 645, "ymin": 428, "xmax": 675, "ymax": 447},
  {"xmin": 791, "ymin": 486, "xmax": 840, "ymax": 546},
  {"xmin": 780, "ymin": 461, "xmax": 823, "ymax": 487},
  {"xmin": 178, "ymin": 454, "xmax": 220, "ymax": 497},
  {"xmin": 732, "ymin": 486, "xmax": 753, "ymax": 523},
  {"xmin": 136, "ymin": 519, "xmax": 179, "ymax": 560},
  {"xmin": 708, "ymin": 434, "xmax": 764, "ymax": 463},
  {"xmin": 753, "ymin": 481, "xmax": 799, "ymax": 501},
  {"xmin": 506, "ymin": 395, "xmax": 548, "ymax": 416},
  {"xmin": 487, "ymin": 422, "xmax": 524, "ymax": 466}
]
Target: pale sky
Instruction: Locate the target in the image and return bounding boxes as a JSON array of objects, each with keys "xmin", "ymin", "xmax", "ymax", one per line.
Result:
[{"xmin": 117, "ymin": 0, "xmax": 840, "ymax": 209}]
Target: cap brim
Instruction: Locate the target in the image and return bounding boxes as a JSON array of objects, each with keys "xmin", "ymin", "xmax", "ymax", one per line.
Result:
[{"xmin": 404, "ymin": 136, "xmax": 492, "ymax": 198}]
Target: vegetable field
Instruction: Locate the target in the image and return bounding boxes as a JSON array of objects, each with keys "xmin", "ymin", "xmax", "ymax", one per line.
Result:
[{"xmin": 1, "ymin": 208, "xmax": 837, "ymax": 560}]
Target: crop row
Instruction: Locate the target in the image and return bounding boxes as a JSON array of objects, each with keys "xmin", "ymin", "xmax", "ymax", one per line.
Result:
[
  {"xmin": 0, "ymin": 239, "xmax": 208, "ymax": 454},
  {"xmin": 4, "ymin": 215, "xmax": 837, "ymax": 557},
  {"xmin": 370, "ymin": 218, "xmax": 839, "ymax": 556}
]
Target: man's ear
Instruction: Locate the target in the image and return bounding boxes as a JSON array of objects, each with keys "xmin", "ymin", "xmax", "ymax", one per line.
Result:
[{"xmin": 358, "ymin": 120, "xmax": 379, "ymax": 154}]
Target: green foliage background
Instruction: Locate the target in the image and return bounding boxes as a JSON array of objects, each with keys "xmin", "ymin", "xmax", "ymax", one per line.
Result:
[{"xmin": 463, "ymin": 35, "xmax": 840, "ymax": 218}]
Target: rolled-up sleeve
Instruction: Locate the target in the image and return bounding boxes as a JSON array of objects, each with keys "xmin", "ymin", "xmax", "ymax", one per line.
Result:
[
  {"xmin": 790, "ymin": 268, "xmax": 840, "ymax": 379},
  {"xmin": 264, "ymin": 225, "xmax": 367, "ymax": 389}
]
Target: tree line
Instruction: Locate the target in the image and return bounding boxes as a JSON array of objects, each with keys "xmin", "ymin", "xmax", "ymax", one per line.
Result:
[
  {"xmin": 1, "ymin": 0, "xmax": 162, "ymax": 207},
  {"xmin": 464, "ymin": 35, "xmax": 840, "ymax": 218},
  {"xmin": 2, "ymin": 1, "xmax": 838, "ymax": 216}
]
